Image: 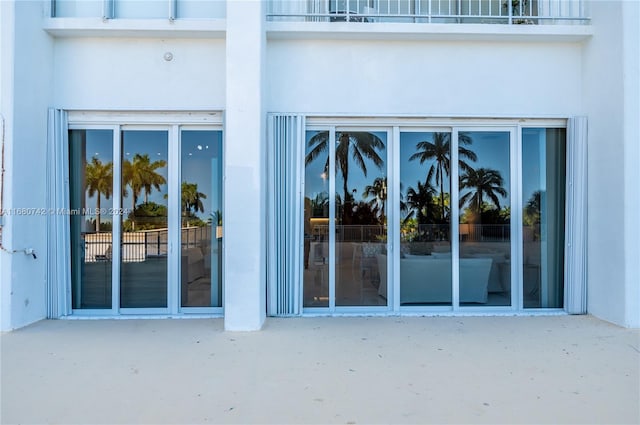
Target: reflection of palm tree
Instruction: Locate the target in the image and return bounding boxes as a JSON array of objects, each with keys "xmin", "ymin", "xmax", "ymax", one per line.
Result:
[
  {"xmin": 524, "ymin": 190, "xmax": 542, "ymax": 234},
  {"xmin": 459, "ymin": 167, "xmax": 507, "ymax": 219},
  {"xmin": 212, "ymin": 210, "xmax": 222, "ymax": 226},
  {"xmin": 85, "ymin": 157, "xmax": 113, "ymax": 232},
  {"xmin": 123, "ymin": 153, "xmax": 167, "ymax": 212},
  {"xmin": 363, "ymin": 177, "xmax": 387, "ymax": 219},
  {"xmin": 309, "ymin": 192, "xmax": 329, "ymax": 217},
  {"xmin": 406, "ymin": 179, "xmax": 436, "ymax": 224},
  {"xmin": 409, "ymin": 132, "xmax": 476, "ymax": 222},
  {"xmin": 181, "ymin": 182, "xmax": 206, "ymax": 216},
  {"xmin": 306, "ymin": 131, "xmax": 384, "ymax": 224}
]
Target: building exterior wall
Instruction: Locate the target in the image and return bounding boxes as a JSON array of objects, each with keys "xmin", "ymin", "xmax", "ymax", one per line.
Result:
[
  {"xmin": 621, "ymin": 0, "xmax": 640, "ymax": 328},
  {"xmin": 1, "ymin": 0, "xmax": 54, "ymax": 331},
  {"xmin": 0, "ymin": 0, "xmax": 15, "ymax": 331},
  {"xmin": 0, "ymin": 0, "xmax": 637, "ymax": 331},
  {"xmin": 53, "ymin": 38, "xmax": 226, "ymax": 110},
  {"xmin": 582, "ymin": 0, "xmax": 640, "ymax": 327},
  {"xmin": 267, "ymin": 40, "xmax": 583, "ymax": 116}
]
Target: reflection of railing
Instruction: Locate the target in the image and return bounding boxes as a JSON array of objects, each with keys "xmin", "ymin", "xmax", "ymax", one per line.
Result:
[
  {"xmin": 459, "ymin": 224, "xmax": 510, "ymax": 241},
  {"xmin": 403, "ymin": 224, "xmax": 510, "ymax": 242},
  {"xmin": 83, "ymin": 226, "xmax": 215, "ymax": 263},
  {"xmin": 312, "ymin": 225, "xmax": 386, "ymax": 242},
  {"xmin": 267, "ymin": 0, "xmax": 589, "ymax": 24}
]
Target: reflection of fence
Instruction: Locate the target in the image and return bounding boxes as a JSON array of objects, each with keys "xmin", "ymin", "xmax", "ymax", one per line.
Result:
[
  {"xmin": 459, "ymin": 224, "xmax": 510, "ymax": 241},
  {"xmin": 404, "ymin": 224, "xmax": 510, "ymax": 242},
  {"xmin": 83, "ymin": 226, "xmax": 214, "ymax": 263},
  {"xmin": 312, "ymin": 225, "xmax": 386, "ymax": 242}
]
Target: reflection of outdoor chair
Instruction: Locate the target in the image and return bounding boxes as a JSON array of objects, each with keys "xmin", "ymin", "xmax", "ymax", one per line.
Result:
[
  {"xmin": 352, "ymin": 242, "xmax": 381, "ymax": 285},
  {"xmin": 95, "ymin": 245, "xmax": 112, "ymax": 262}
]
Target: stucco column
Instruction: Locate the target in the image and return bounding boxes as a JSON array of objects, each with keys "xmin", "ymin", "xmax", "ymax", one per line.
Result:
[{"xmin": 223, "ymin": 0, "xmax": 266, "ymax": 330}]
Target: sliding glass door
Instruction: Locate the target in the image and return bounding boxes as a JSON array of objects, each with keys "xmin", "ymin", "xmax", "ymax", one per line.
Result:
[
  {"xmin": 399, "ymin": 131, "xmax": 452, "ymax": 306},
  {"xmin": 521, "ymin": 128, "xmax": 566, "ymax": 308},
  {"xmin": 303, "ymin": 128, "xmax": 389, "ymax": 310},
  {"xmin": 457, "ymin": 130, "xmax": 513, "ymax": 307},
  {"xmin": 120, "ymin": 130, "xmax": 169, "ymax": 309},
  {"xmin": 69, "ymin": 129, "xmax": 114, "ymax": 309},
  {"xmin": 69, "ymin": 122, "xmax": 223, "ymax": 314},
  {"xmin": 180, "ymin": 130, "xmax": 223, "ymax": 309}
]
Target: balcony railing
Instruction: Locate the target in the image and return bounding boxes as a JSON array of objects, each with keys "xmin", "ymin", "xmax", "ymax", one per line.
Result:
[{"xmin": 267, "ymin": 0, "xmax": 589, "ymax": 25}]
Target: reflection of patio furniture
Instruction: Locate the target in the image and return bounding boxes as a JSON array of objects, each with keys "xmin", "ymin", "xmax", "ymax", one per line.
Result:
[
  {"xmin": 352, "ymin": 242, "xmax": 383, "ymax": 285},
  {"xmin": 376, "ymin": 254, "xmax": 492, "ymax": 304},
  {"xmin": 183, "ymin": 247, "xmax": 205, "ymax": 283},
  {"xmin": 94, "ymin": 245, "xmax": 112, "ymax": 262}
]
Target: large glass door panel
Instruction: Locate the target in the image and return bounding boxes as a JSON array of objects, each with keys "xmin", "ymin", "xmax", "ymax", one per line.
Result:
[
  {"xmin": 69, "ymin": 129, "xmax": 114, "ymax": 309},
  {"xmin": 120, "ymin": 130, "xmax": 169, "ymax": 308},
  {"xmin": 303, "ymin": 130, "xmax": 330, "ymax": 307},
  {"xmin": 522, "ymin": 128, "xmax": 566, "ymax": 308},
  {"xmin": 180, "ymin": 130, "xmax": 223, "ymax": 308},
  {"xmin": 334, "ymin": 130, "xmax": 387, "ymax": 307},
  {"xmin": 458, "ymin": 131, "xmax": 511, "ymax": 307},
  {"xmin": 399, "ymin": 132, "xmax": 452, "ymax": 306}
]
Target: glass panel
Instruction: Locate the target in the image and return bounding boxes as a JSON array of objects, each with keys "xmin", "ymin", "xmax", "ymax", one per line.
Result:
[
  {"xmin": 335, "ymin": 131, "xmax": 387, "ymax": 307},
  {"xmin": 459, "ymin": 131, "xmax": 511, "ymax": 306},
  {"xmin": 400, "ymin": 132, "xmax": 452, "ymax": 306},
  {"xmin": 116, "ymin": 0, "xmax": 167, "ymax": 18},
  {"xmin": 177, "ymin": 0, "xmax": 226, "ymax": 18},
  {"xmin": 522, "ymin": 128, "xmax": 566, "ymax": 308},
  {"xmin": 180, "ymin": 130, "xmax": 223, "ymax": 308},
  {"xmin": 120, "ymin": 130, "xmax": 169, "ymax": 308},
  {"xmin": 54, "ymin": 0, "xmax": 102, "ymax": 17},
  {"xmin": 303, "ymin": 130, "xmax": 330, "ymax": 307},
  {"xmin": 69, "ymin": 129, "xmax": 114, "ymax": 309}
]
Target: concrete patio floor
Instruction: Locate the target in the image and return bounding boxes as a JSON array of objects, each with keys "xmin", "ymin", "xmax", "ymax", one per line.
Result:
[{"xmin": 1, "ymin": 315, "xmax": 639, "ymax": 424}]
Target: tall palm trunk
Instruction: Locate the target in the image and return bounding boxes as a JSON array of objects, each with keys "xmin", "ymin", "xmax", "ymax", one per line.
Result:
[
  {"xmin": 343, "ymin": 179, "xmax": 350, "ymax": 226},
  {"xmin": 438, "ymin": 163, "xmax": 445, "ymax": 223},
  {"xmin": 131, "ymin": 195, "xmax": 137, "ymax": 230},
  {"xmin": 96, "ymin": 194, "xmax": 101, "ymax": 232}
]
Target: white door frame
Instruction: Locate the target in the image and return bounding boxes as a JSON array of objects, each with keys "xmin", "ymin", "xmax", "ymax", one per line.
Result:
[{"xmin": 67, "ymin": 112, "xmax": 223, "ymax": 316}]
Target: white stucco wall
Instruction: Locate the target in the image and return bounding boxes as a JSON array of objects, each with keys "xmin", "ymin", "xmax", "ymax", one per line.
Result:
[
  {"xmin": 53, "ymin": 37, "xmax": 226, "ymax": 110},
  {"xmin": 621, "ymin": 0, "xmax": 640, "ymax": 328},
  {"xmin": 267, "ymin": 39, "xmax": 583, "ymax": 116},
  {"xmin": 0, "ymin": 0, "xmax": 16, "ymax": 332},
  {"xmin": 224, "ymin": 0, "xmax": 266, "ymax": 331},
  {"xmin": 583, "ymin": 0, "xmax": 639, "ymax": 328},
  {"xmin": 1, "ymin": 0, "xmax": 54, "ymax": 331}
]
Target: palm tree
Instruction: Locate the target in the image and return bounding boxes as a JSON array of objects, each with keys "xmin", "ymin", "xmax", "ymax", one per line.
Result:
[
  {"xmin": 459, "ymin": 167, "xmax": 508, "ymax": 221},
  {"xmin": 181, "ymin": 182, "xmax": 207, "ymax": 217},
  {"xmin": 123, "ymin": 153, "xmax": 167, "ymax": 212},
  {"xmin": 405, "ymin": 179, "xmax": 437, "ymax": 225},
  {"xmin": 409, "ymin": 132, "xmax": 476, "ymax": 222},
  {"xmin": 85, "ymin": 157, "xmax": 113, "ymax": 232},
  {"xmin": 305, "ymin": 131, "xmax": 384, "ymax": 224},
  {"xmin": 363, "ymin": 177, "xmax": 387, "ymax": 219}
]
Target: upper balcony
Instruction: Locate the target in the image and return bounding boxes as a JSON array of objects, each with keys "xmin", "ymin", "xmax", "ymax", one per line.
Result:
[
  {"xmin": 267, "ymin": 0, "xmax": 591, "ymax": 41},
  {"xmin": 44, "ymin": 0, "xmax": 226, "ymax": 38},
  {"xmin": 267, "ymin": 0, "xmax": 589, "ymax": 24}
]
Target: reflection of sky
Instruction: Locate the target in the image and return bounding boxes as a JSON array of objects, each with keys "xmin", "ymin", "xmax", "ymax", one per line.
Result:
[
  {"xmin": 459, "ymin": 131, "xmax": 511, "ymax": 209},
  {"xmin": 522, "ymin": 128, "xmax": 546, "ymax": 208},
  {"xmin": 182, "ymin": 131, "xmax": 223, "ymax": 219},
  {"xmin": 84, "ymin": 130, "xmax": 223, "ymax": 220},
  {"xmin": 122, "ymin": 130, "xmax": 169, "ymax": 207},
  {"xmin": 84, "ymin": 130, "xmax": 114, "ymax": 222},
  {"xmin": 400, "ymin": 132, "xmax": 450, "ymax": 193},
  {"xmin": 306, "ymin": 130, "xmax": 512, "ymax": 209},
  {"xmin": 305, "ymin": 131, "xmax": 387, "ymax": 202}
]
